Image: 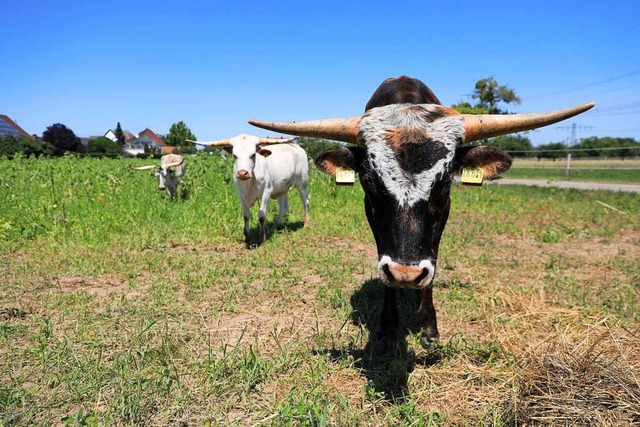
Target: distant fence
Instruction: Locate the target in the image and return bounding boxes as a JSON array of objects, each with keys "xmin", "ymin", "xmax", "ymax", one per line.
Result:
[{"xmin": 504, "ymin": 146, "xmax": 640, "ymax": 176}]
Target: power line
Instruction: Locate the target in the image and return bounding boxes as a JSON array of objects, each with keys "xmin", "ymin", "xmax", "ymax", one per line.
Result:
[
  {"xmin": 594, "ymin": 101, "xmax": 640, "ymax": 113},
  {"xmin": 589, "ymin": 129, "xmax": 640, "ymax": 132},
  {"xmin": 525, "ymin": 69, "xmax": 640, "ymax": 99},
  {"xmin": 555, "ymin": 123, "xmax": 594, "ymax": 145},
  {"xmin": 589, "ymin": 109, "xmax": 640, "ymax": 117}
]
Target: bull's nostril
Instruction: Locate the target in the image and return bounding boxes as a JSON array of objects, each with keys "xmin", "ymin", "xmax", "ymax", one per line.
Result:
[
  {"xmin": 382, "ymin": 264, "xmax": 393, "ymax": 282},
  {"xmin": 416, "ymin": 267, "xmax": 429, "ymax": 284}
]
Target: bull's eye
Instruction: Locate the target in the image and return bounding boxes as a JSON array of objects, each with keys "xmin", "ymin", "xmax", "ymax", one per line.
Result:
[{"xmin": 250, "ymin": 154, "xmax": 256, "ymax": 160}]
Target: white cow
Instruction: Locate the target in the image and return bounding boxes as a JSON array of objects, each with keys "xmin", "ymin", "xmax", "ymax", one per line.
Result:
[
  {"xmin": 134, "ymin": 154, "xmax": 186, "ymax": 198},
  {"xmin": 196, "ymin": 134, "xmax": 310, "ymax": 243}
]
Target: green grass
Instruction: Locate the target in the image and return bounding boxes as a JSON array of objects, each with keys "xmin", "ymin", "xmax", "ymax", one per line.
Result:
[
  {"xmin": 506, "ymin": 158, "xmax": 640, "ymax": 183},
  {"xmin": 506, "ymin": 167, "xmax": 640, "ymax": 183},
  {"xmin": 1, "ymin": 155, "xmax": 639, "ymax": 425}
]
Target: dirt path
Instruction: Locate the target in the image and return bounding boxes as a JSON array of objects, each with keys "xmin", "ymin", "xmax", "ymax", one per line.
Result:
[{"xmin": 487, "ymin": 178, "xmax": 640, "ymax": 194}]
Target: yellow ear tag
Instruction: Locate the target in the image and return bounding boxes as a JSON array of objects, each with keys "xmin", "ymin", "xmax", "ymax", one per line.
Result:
[
  {"xmin": 335, "ymin": 167, "xmax": 355, "ymax": 186},
  {"xmin": 460, "ymin": 166, "xmax": 484, "ymax": 186}
]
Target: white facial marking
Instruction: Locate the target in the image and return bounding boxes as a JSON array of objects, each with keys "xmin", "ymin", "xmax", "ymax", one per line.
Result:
[{"xmin": 359, "ymin": 104, "xmax": 464, "ymax": 207}]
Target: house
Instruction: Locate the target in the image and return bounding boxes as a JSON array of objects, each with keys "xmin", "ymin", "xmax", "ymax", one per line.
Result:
[
  {"xmin": 104, "ymin": 128, "xmax": 173, "ymax": 156},
  {"xmin": 0, "ymin": 115, "xmax": 32, "ymax": 138},
  {"xmin": 136, "ymin": 128, "xmax": 174, "ymax": 154}
]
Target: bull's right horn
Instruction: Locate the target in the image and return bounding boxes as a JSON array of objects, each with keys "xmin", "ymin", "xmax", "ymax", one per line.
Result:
[
  {"xmin": 134, "ymin": 165, "xmax": 157, "ymax": 171},
  {"xmin": 248, "ymin": 117, "xmax": 362, "ymax": 145}
]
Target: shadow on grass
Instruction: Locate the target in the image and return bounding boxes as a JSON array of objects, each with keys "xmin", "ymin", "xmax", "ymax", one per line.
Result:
[
  {"xmin": 245, "ymin": 220, "xmax": 306, "ymax": 248},
  {"xmin": 316, "ymin": 279, "xmax": 447, "ymax": 401}
]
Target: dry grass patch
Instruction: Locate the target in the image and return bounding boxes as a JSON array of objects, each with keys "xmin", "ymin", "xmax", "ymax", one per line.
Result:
[{"xmin": 503, "ymin": 323, "xmax": 640, "ymax": 426}]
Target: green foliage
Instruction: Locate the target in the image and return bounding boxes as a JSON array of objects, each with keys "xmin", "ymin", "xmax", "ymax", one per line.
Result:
[
  {"xmin": 488, "ymin": 135, "xmax": 533, "ymax": 157},
  {"xmin": 452, "ymin": 77, "xmax": 521, "ymax": 114},
  {"xmin": 42, "ymin": 123, "xmax": 84, "ymax": 155},
  {"xmin": 87, "ymin": 137, "xmax": 122, "ymax": 158},
  {"xmin": 114, "ymin": 122, "xmax": 125, "ymax": 146},
  {"xmin": 0, "ymin": 134, "xmax": 53, "ymax": 158},
  {"xmin": 574, "ymin": 136, "xmax": 640, "ymax": 158},
  {"xmin": 162, "ymin": 121, "xmax": 197, "ymax": 147},
  {"xmin": 536, "ymin": 142, "xmax": 568, "ymax": 159},
  {"xmin": 298, "ymin": 137, "xmax": 342, "ymax": 160}
]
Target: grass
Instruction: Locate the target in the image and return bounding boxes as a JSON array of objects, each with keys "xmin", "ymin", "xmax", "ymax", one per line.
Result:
[
  {"xmin": 506, "ymin": 158, "xmax": 640, "ymax": 183},
  {"xmin": 1, "ymin": 154, "xmax": 639, "ymax": 425}
]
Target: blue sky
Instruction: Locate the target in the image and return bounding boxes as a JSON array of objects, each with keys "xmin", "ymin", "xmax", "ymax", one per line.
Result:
[{"xmin": 2, "ymin": 0, "xmax": 639, "ymax": 146}]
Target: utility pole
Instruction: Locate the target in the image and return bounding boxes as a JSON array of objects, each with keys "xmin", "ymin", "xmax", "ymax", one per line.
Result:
[
  {"xmin": 555, "ymin": 122, "xmax": 594, "ymax": 146},
  {"xmin": 555, "ymin": 122, "xmax": 593, "ymax": 176}
]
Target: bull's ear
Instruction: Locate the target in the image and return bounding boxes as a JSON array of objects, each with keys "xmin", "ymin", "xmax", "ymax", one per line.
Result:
[
  {"xmin": 314, "ymin": 147, "xmax": 365, "ymax": 177},
  {"xmin": 454, "ymin": 145, "xmax": 512, "ymax": 179},
  {"xmin": 223, "ymin": 145, "xmax": 233, "ymax": 154},
  {"xmin": 258, "ymin": 148, "xmax": 272, "ymax": 157}
]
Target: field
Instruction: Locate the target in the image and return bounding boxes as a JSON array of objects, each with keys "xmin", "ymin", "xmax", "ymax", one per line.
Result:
[
  {"xmin": 507, "ymin": 158, "xmax": 640, "ymax": 183},
  {"xmin": 1, "ymin": 155, "xmax": 639, "ymax": 426}
]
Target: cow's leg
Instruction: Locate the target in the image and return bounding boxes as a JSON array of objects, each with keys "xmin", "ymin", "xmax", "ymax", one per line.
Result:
[
  {"xmin": 377, "ymin": 287, "xmax": 399, "ymax": 349},
  {"xmin": 241, "ymin": 202, "xmax": 251, "ymax": 242},
  {"xmin": 418, "ymin": 287, "xmax": 439, "ymax": 348},
  {"xmin": 276, "ymin": 195, "xmax": 288, "ymax": 228},
  {"xmin": 296, "ymin": 181, "xmax": 310, "ymax": 227},
  {"xmin": 258, "ymin": 191, "xmax": 271, "ymax": 243}
]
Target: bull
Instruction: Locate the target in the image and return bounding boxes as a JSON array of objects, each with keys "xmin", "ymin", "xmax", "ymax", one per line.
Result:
[
  {"xmin": 249, "ymin": 75, "xmax": 594, "ymax": 349},
  {"xmin": 195, "ymin": 134, "xmax": 310, "ymax": 243},
  {"xmin": 134, "ymin": 154, "xmax": 186, "ymax": 198}
]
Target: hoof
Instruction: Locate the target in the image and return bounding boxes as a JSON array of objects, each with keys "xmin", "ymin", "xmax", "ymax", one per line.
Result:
[{"xmin": 420, "ymin": 335, "xmax": 439, "ymax": 351}]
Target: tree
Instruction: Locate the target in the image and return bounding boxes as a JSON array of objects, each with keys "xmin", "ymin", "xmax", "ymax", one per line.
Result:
[
  {"xmin": 42, "ymin": 123, "xmax": 83, "ymax": 155},
  {"xmin": 452, "ymin": 77, "xmax": 521, "ymax": 114},
  {"xmin": 575, "ymin": 136, "xmax": 640, "ymax": 159},
  {"xmin": 0, "ymin": 134, "xmax": 54, "ymax": 158},
  {"xmin": 163, "ymin": 121, "xmax": 197, "ymax": 147},
  {"xmin": 299, "ymin": 137, "xmax": 342, "ymax": 160},
  {"xmin": 87, "ymin": 137, "xmax": 122, "ymax": 158},
  {"xmin": 114, "ymin": 122, "xmax": 125, "ymax": 146},
  {"xmin": 536, "ymin": 142, "xmax": 567, "ymax": 160},
  {"xmin": 488, "ymin": 135, "xmax": 533, "ymax": 158}
]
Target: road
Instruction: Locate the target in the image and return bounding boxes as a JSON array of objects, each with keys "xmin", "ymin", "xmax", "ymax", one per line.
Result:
[{"xmin": 486, "ymin": 178, "xmax": 640, "ymax": 194}]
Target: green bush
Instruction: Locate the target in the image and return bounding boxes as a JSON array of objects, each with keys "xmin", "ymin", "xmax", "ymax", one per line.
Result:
[
  {"xmin": 87, "ymin": 137, "xmax": 122, "ymax": 158},
  {"xmin": 0, "ymin": 134, "xmax": 54, "ymax": 158}
]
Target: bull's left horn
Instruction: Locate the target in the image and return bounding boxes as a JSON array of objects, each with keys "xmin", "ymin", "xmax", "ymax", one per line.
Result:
[
  {"xmin": 463, "ymin": 102, "xmax": 595, "ymax": 143},
  {"xmin": 134, "ymin": 165, "xmax": 156, "ymax": 171},
  {"xmin": 248, "ymin": 117, "xmax": 362, "ymax": 145}
]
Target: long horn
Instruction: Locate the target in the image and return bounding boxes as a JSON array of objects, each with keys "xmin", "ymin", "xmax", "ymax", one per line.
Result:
[
  {"xmin": 188, "ymin": 139, "xmax": 231, "ymax": 147},
  {"xmin": 258, "ymin": 137, "xmax": 297, "ymax": 145},
  {"xmin": 248, "ymin": 117, "xmax": 361, "ymax": 145},
  {"xmin": 134, "ymin": 165, "xmax": 157, "ymax": 171},
  {"xmin": 463, "ymin": 102, "xmax": 595, "ymax": 142}
]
